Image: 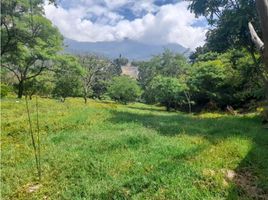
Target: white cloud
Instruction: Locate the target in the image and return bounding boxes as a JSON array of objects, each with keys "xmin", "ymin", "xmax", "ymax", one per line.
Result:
[{"xmin": 44, "ymin": 1, "xmax": 207, "ymax": 50}]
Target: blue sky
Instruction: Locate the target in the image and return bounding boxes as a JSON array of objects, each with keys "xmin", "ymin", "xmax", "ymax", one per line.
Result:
[{"xmin": 45, "ymin": 0, "xmax": 208, "ymax": 50}]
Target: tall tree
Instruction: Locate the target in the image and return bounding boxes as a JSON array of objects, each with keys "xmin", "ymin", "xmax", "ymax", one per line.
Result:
[
  {"xmin": 1, "ymin": 0, "xmax": 63, "ymax": 98},
  {"xmin": 188, "ymin": 0, "xmax": 260, "ymax": 55},
  {"xmin": 138, "ymin": 50, "xmax": 189, "ymax": 102},
  {"xmin": 79, "ymin": 55, "xmax": 106, "ymax": 104},
  {"xmin": 78, "ymin": 55, "xmax": 120, "ymax": 103},
  {"xmin": 188, "ymin": 0, "xmax": 268, "ymax": 119},
  {"xmin": 248, "ymin": 0, "xmax": 268, "ymax": 121},
  {"xmin": 52, "ymin": 55, "xmax": 83, "ymax": 101}
]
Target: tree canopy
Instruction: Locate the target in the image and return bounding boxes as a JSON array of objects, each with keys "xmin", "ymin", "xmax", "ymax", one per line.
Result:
[{"xmin": 1, "ymin": 0, "xmax": 63, "ymax": 98}]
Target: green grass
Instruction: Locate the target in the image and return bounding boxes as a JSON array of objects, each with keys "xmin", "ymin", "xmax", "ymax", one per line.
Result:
[{"xmin": 1, "ymin": 97, "xmax": 268, "ymax": 199}]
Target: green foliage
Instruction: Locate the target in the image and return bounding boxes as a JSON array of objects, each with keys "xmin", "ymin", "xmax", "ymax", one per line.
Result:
[
  {"xmin": 147, "ymin": 76, "xmax": 188, "ymax": 111},
  {"xmin": 2, "ymin": 98, "xmax": 268, "ymax": 199},
  {"xmin": 138, "ymin": 50, "xmax": 189, "ymax": 89},
  {"xmin": 1, "ymin": 0, "xmax": 63, "ymax": 98},
  {"xmin": 189, "ymin": 59, "xmax": 231, "ymax": 107},
  {"xmin": 138, "ymin": 50, "xmax": 189, "ymax": 106},
  {"xmin": 52, "ymin": 55, "xmax": 83, "ymax": 100},
  {"xmin": 108, "ymin": 76, "xmax": 141, "ymax": 104},
  {"xmin": 0, "ymin": 83, "xmax": 11, "ymax": 98},
  {"xmin": 189, "ymin": 50, "xmax": 264, "ymax": 109},
  {"xmin": 188, "ymin": 0, "xmax": 259, "ymax": 52},
  {"xmin": 24, "ymin": 72, "xmax": 55, "ymax": 98},
  {"xmin": 52, "ymin": 75, "xmax": 82, "ymax": 101},
  {"xmin": 79, "ymin": 54, "xmax": 121, "ymax": 101}
]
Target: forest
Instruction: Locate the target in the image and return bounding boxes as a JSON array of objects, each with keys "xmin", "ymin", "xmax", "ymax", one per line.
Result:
[{"xmin": 1, "ymin": 0, "xmax": 268, "ymax": 199}]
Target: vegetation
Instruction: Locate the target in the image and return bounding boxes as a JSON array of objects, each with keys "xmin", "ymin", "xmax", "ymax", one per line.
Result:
[
  {"xmin": 147, "ymin": 76, "xmax": 188, "ymax": 111},
  {"xmin": 78, "ymin": 55, "xmax": 122, "ymax": 103},
  {"xmin": 0, "ymin": 83, "xmax": 11, "ymax": 98},
  {"xmin": 1, "ymin": 0, "xmax": 268, "ymax": 199},
  {"xmin": 1, "ymin": 97, "xmax": 268, "ymax": 199},
  {"xmin": 188, "ymin": 0, "xmax": 268, "ymax": 119},
  {"xmin": 1, "ymin": 0, "xmax": 63, "ymax": 98},
  {"xmin": 107, "ymin": 76, "xmax": 141, "ymax": 104}
]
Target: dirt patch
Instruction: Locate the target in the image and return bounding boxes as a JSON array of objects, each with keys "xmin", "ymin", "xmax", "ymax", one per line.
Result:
[
  {"xmin": 202, "ymin": 168, "xmax": 268, "ymax": 199},
  {"xmin": 24, "ymin": 183, "xmax": 42, "ymax": 193},
  {"xmin": 232, "ymin": 169, "xmax": 268, "ymax": 200}
]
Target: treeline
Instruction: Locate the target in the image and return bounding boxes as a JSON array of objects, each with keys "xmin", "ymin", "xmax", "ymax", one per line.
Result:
[
  {"xmin": 1, "ymin": 47, "xmax": 265, "ymax": 113},
  {"xmin": 1, "ymin": 0, "xmax": 267, "ymax": 116},
  {"xmin": 136, "ymin": 49, "xmax": 264, "ymax": 112},
  {"xmin": 186, "ymin": 0, "xmax": 268, "ymax": 120},
  {"xmin": 0, "ymin": 0, "xmax": 134, "ymax": 103},
  {"xmin": 1, "ymin": 52, "xmax": 134, "ymax": 102}
]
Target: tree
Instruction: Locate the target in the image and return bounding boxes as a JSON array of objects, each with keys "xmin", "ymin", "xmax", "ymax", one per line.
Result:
[
  {"xmin": 24, "ymin": 72, "xmax": 55, "ymax": 99},
  {"xmin": 138, "ymin": 50, "xmax": 189, "ymax": 103},
  {"xmin": 188, "ymin": 0, "xmax": 259, "ymax": 50},
  {"xmin": 188, "ymin": 0, "xmax": 262, "ymax": 74},
  {"xmin": 79, "ymin": 55, "xmax": 104, "ymax": 103},
  {"xmin": 147, "ymin": 76, "xmax": 188, "ymax": 111},
  {"xmin": 1, "ymin": 0, "xmax": 63, "ymax": 98},
  {"xmin": 52, "ymin": 55, "xmax": 82, "ymax": 101},
  {"xmin": 107, "ymin": 76, "xmax": 141, "ymax": 104},
  {"xmin": 78, "ymin": 55, "xmax": 119, "ymax": 103},
  {"xmin": 188, "ymin": 0, "xmax": 268, "ymax": 118},
  {"xmin": 248, "ymin": 0, "xmax": 268, "ymax": 121},
  {"xmin": 188, "ymin": 50, "xmax": 264, "ymax": 110},
  {"xmin": 189, "ymin": 57, "xmax": 232, "ymax": 108},
  {"xmin": 52, "ymin": 74, "xmax": 82, "ymax": 102}
]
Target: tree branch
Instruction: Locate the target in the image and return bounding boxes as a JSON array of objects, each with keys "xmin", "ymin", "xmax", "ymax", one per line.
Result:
[
  {"xmin": 1, "ymin": 63, "xmax": 21, "ymax": 81},
  {"xmin": 1, "ymin": 21, "xmax": 12, "ymax": 56},
  {"xmin": 25, "ymin": 61, "xmax": 46, "ymax": 80}
]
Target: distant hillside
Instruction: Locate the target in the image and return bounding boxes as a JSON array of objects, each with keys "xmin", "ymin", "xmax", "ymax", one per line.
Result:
[{"xmin": 64, "ymin": 38, "xmax": 191, "ymax": 61}]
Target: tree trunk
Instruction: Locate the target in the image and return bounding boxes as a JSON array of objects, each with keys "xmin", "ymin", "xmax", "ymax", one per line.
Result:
[
  {"xmin": 256, "ymin": 0, "xmax": 268, "ymax": 97},
  {"xmin": 249, "ymin": 0, "xmax": 268, "ymax": 122},
  {"xmin": 166, "ymin": 102, "xmax": 171, "ymax": 111},
  {"xmin": 84, "ymin": 89, "xmax": 87, "ymax": 104},
  {"xmin": 17, "ymin": 80, "xmax": 24, "ymax": 98},
  {"xmin": 256, "ymin": 0, "xmax": 268, "ymax": 122},
  {"xmin": 184, "ymin": 91, "xmax": 192, "ymax": 113},
  {"xmin": 188, "ymin": 101, "xmax": 192, "ymax": 114}
]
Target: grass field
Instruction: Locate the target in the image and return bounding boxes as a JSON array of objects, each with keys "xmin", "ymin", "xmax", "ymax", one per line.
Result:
[{"xmin": 1, "ymin": 97, "xmax": 268, "ymax": 199}]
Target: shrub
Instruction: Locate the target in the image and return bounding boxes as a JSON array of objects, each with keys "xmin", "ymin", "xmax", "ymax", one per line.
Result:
[
  {"xmin": 108, "ymin": 76, "xmax": 141, "ymax": 104},
  {"xmin": 147, "ymin": 76, "xmax": 188, "ymax": 111},
  {"xmin": 0, "ymin": 83, "xmax": 11, "ymax": 98}
]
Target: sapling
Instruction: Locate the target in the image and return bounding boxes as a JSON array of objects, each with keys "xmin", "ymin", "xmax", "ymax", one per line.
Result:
[{"xmin": 25, "ymin": 96, "xmax": 42, "ymax": 181}]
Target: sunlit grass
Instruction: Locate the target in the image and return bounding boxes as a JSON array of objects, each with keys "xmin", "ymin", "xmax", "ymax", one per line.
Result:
[{"xmin": 1, "ymin": 97, "xmax": 268, "ymax": 199}]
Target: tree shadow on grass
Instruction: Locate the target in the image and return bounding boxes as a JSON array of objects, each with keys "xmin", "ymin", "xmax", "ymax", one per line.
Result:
[
  {"xmin": 108, "ymin": 109, "xmax": 268, "ymax": 199},
  {"xmin": 125, "ymin": 105, "xmax": 166, "ymax": 112}
]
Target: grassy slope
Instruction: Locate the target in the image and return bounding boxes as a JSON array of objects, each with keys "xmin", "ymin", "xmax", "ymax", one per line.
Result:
[{"xmin": 1, "ymin": 98, "xmax": 268, "ymax": 200}]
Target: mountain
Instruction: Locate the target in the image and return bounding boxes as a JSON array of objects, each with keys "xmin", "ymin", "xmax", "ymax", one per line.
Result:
[{"xmin": 64, "ymin": 38, "xmax": 191, "ymax": 61}]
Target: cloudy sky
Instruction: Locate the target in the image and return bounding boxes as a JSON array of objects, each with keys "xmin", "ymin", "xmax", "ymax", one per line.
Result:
[{"xmin": 44, "ymin": 0, "xmax": 208, "ymax": 50}]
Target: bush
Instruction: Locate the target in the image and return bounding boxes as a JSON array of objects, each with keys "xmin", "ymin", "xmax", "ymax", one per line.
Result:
[
  {"xmin": 0, "ymin": 83, "xmax": 11, "ymax": 98},
  {"xmin": 108, "ymin": 76, "xmax": 141, "ymax": 104},
  {"xmin": 52, "ymin": 74, "xmax": 82, "ymax": 101},
  {"xmin": 147, "ymin": 76, "xmax": 188, "ymax": 111}
]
